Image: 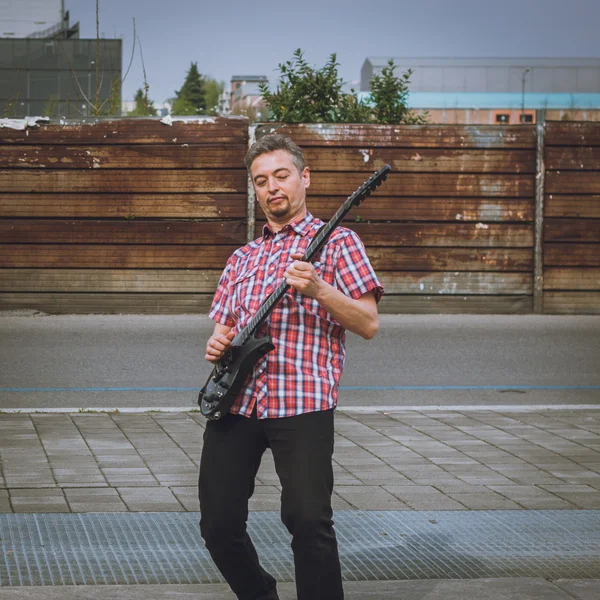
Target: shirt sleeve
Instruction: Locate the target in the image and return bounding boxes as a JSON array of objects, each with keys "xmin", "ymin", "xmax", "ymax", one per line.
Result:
[
  {"xmin": 208, "ymin": 255, "xmax": 237, "ymax": 327},
  {"xmin": 335, "ymin": 229, "xmax": 384, "ymax": 302}
]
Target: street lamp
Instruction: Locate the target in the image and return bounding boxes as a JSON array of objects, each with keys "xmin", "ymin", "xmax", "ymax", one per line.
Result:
[{"xmin": 521, "ymin": 67, "xmax": 531, "ymax": 119}]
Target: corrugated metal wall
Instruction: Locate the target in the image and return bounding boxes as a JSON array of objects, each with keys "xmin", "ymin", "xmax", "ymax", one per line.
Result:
[{"xmin": 0, "ymin": 117, "xmax": 598, "ymax": 314}]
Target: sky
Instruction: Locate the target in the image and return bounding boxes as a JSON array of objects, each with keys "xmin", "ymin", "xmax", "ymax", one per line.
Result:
[{"xmin": 64, "ymin": 0, "xmax": 600, "ymax": 103}]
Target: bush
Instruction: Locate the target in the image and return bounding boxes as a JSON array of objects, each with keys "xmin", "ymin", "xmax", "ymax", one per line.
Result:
[{"xmin": 259, "ymin": 50, "xmax": 426, "ymax": 124}]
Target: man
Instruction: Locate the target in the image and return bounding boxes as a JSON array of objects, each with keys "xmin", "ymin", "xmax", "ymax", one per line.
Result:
[{"xmin": 199, "ymin": 133, "xmax": 383, "ymax": 600}]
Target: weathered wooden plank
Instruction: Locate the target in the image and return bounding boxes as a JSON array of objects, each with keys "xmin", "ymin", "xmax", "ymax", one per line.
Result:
[
  {"xmin": 546, "ymin": 171, "xmax": 600, "ymax": 195},
  {"xmin": 0, "ymin": 193, "xmax": 247, "ymax": 218},
  {"xmin": 0, "ymin": 245, "xmax": 238, "ymax": 269},
  {"xmin": 0, "ymin": 292, "xmax": 533, "ymax": 315},
  {"xmin": 546, "ymin": 147, "xmax": 600, "ymax": 171},
  {"xmin": 257, "ymin": 124, "xmax": 537, "ymax": 148},
  {"xmin": 307, "ymin": 173, "xmax": 533, "ymax": 197},
  {"xmin": 0, "ymin": 170, "xmax": 247, "ymax": 193},
  {"xmin": 0, "ymin": 269, "xmax": 222, "ymax": 292},
  {"xmin": 0, "ymin": 144, "xmax": 248, "ymax": 169},
  {"xmin": 545, "ymin": 195, "xmax": 600, "ymax": 219},
  {"xmin": 349, "ymin": 222, "xmax": 535, "ymax": 248},
  {"xmin": 0, "ymin": 220, "xmax": 247, "ymax": 245},
  {"xmin": 302, "ymin": 197, "xmax": 534, "ymax": 222},
  {"xmin": 545, "ymin": 122, "xmax": 600, "ymax": 146},
  {"xmin": 544, "ymin": 219, "xmax": 600, "ymax": 243},
  {"xmin": 301, "ymin": 148, "xmax": 536, "ymax": 173},
  {"xmin": 375, "ymin": 272, "xmax": 532, "ymax": 294},
  {"xmin": 0, "ymin": 194, "xmax": 533, "ymax": 222},
  {"xmin": 0, "ymin": 269, "xmax": 531, "ymax": 295},
  {"xmin": 364, "ymin": 248, "xmax": 532, "ymax": 271},
  {"xmin": 255, "ymin": 221, "xmax": 534, "ymax": 247},
  {"xmin": 0, "ymin": 293, "xmax": 214, "ymax": 315},
  {"xmin": 378, "ymin": 295, "xmax": 532, "ymax": 314},
  {"xmin": 543, "ymin": 292, "xmax": 600, "ymax": 314},
  {"xmin": 544, "ymin": 243, "xmax": 600, "ymax": 267},
  {"xmin": 0, "ymin": 171, "xmax": 530, "ymax": 197},
  {"xmin": 544, "ymin": 267, "xmax": 600, "ymax": 291},
  {"xmin": 0, "ymin": 117, "xmax": 249, "ymax": 145},
  {"xmin": 0, "ymin": 245, "xmax": 533, "ymax": 271}
]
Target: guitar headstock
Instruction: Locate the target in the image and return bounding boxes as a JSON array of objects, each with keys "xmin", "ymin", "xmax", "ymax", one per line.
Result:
[{"xmin": 352, "ymin": 164, "xmax": 392, "ymax": 206}]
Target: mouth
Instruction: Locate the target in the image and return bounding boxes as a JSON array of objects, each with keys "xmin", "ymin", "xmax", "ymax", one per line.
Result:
[{"xmin": 268, "ymin": 196, "xmax": 286, "ymax": 205}]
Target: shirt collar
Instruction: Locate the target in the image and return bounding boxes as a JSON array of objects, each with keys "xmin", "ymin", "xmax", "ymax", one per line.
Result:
[{"xmin": 261, "ymin": 212, "xmax": 315, "ymax": 240}]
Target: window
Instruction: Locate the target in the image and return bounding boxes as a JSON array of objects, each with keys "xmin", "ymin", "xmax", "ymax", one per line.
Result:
[
  {"xmin": 519, "ymin": 113, "xmax": 534, "ymax": 123},
  {"xmin": 495, "ymin": 113, "xmax": 510, "ymax": 124}
]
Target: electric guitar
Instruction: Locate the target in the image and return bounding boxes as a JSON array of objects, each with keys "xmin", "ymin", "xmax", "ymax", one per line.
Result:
[{"xmin": 198, "ymin": 164, "xmax": 392, "ymax": 420}]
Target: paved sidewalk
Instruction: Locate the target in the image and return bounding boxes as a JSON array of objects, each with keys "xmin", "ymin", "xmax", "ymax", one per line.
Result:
[
  {"xmin": 1, "ymin": 408, "xmax": 600, "ymax": 513},
  {"xmin": 1, "ymin": 407, "xmax": 600, "ymax": 599}
]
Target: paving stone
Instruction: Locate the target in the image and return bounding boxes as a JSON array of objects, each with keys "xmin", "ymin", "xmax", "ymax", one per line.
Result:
[
  {"xmin": 9, "ymin": 488, "xmax": 69, "ymax": 513},
  {"xmin": 334, "ymin": 485, "xmax": 411, "ymax": 510},
  {"xmin": 383, "ymin": 485, "xmax": 466, "ymax": 510},
  {"xmin": 444, "ymin": 491, "xmax": 522, "ymax": 509},
  {"xmin": 170, "ymin": 486, "xmax": 200, "ymax": 511},
  {"xmin": 64, "ymin": 487, "xmax": 128, "ymax": 512},
  {"xmin": 116, "ymin": 486, "xmax": 184, "ymax": 511},
  {"xmin": 455, "ymin": 474, "xmax": 517, "ymax": 486}
]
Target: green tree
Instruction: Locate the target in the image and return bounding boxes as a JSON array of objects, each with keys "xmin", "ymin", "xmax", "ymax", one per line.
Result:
[
  {"xmin": 204, "ymin": 78, "xmax": 225, "ymax": 114},
  {"xmin": 259, "ymin": 49, "xmax": 364, "ymax": 123},
  {"xmin": 172, "ymin": 62, "xmax": 206, "ymax": 115},
  {"xmin": 259, "ymin": 50, "xmax": 425, "ymax": 124},
  {"xmin": 128, "ymin": 87, "xmax": 157, "ymax": 116},
  {"xmin": 369, "ymin": 60, "xmax": 427, "ymax": 124}
]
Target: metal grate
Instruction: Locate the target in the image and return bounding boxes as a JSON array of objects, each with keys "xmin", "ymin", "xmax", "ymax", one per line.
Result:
[{"xmin": 1, "ymin": 510, "xmax": 599, "ymax": 586}]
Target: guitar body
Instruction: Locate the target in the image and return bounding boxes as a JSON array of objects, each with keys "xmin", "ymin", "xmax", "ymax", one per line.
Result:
[
  {"xmin": 197, "ymin": 164, "xmax": 391, "ymax": 421},
  {"xmin": 198, "ymin": 334, "xmax": 275, "ymax": 419}
]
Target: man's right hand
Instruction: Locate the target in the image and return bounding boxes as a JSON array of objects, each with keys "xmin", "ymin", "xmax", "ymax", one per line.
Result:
[{"xmin": 205, "ymin": 329, "xmax": 235, "ymax": 363}]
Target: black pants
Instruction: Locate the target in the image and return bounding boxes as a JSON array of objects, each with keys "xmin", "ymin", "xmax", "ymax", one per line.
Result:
[{"xmin": 198, "ymin": 408, "xmax": 344, "ymax": 600}]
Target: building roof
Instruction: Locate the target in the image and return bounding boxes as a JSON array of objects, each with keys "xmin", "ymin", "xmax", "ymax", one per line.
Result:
[
  {"xmin": 364, "ymin": 57, "xmax": 600, "ymax": 68},
  {"xmin": 231, "ymin": 75, "xmax": 268, "ymax": 82},
  {"xmin": 361, "ymin": 57, "xmax": 600, "ymax": 94}
]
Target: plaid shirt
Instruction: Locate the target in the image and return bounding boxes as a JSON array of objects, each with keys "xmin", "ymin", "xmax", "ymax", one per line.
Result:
[{"xmin": 208, "ymin": 212, "xmax": 383, "ymax": 419}]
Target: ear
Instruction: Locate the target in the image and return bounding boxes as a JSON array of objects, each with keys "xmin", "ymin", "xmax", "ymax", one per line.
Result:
[{"xmin": 302, "ymin": 167, "xmax": 310, "ymax": 189}]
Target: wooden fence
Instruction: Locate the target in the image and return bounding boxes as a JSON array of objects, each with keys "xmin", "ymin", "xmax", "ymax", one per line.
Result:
[
  {"xmin": 0, "ymin": 117, "xmax": 248, "ymax": 313},
  {"xmin": 256, "ymin": 123, "xmax": 536, "ymax": 314},
  {"xmin": 543, "ymin": 122, "xmax": 600, "ymax": 314},
  {"xmin": 0, "ymin": 117, "xmax": 598, "ymax": 314}
]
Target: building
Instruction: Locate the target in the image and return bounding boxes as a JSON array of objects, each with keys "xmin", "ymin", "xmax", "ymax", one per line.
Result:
[
  {"xmin": 360, "ymin": 57, "xmax": 600, "ymax": 123},
  {"xmin": 0, "ymin": 0, "xmax": 75, "ymax": 38},
  {"xmin": 0, "ymin": 0, "xmax": 121, "ymax": 118},
  {"xmin": 230, "ymin": 75, "xmax": 268, "ymax": 120}
]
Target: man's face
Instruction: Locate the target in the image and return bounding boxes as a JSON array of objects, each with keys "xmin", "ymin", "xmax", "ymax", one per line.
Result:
[{"xmin": 250, "ymin": 149, "xmax": 310, "ymax": 226}]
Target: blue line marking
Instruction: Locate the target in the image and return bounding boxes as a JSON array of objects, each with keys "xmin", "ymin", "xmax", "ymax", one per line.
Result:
[{"xmin": 0, "ymin": 385, "xmax": 599, "ymax": 393}]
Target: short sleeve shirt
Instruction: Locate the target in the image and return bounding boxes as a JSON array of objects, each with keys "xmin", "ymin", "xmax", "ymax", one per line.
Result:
[{"xmin": 209, "ymin": 212, "xmax": 383, "ymax": 419}]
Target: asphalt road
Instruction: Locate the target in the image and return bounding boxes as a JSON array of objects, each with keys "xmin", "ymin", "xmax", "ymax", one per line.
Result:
[{"xmin": 0, "ymin": 313, "xmax": 598, "ymax": 410}]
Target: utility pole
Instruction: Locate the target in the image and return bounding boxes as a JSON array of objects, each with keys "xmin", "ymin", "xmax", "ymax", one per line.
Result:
[{"xmin": 521, "ymin": 67, "xmax": 531, "ymax": 121}]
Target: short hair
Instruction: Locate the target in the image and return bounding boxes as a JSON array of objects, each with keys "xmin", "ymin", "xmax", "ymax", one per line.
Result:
[{"xmin": 244, "ymin": 133, "xmax": 306, "ymax": 174}]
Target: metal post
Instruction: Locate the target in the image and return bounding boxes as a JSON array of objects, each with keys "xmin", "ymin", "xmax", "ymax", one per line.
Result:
[
  {"xmin": 521, "ymin": 67, "xmax": 531, "ymax": 120},
  {"xmin": 533, "ymin": 110, "xmax": 546, "ymax": 314},
  {"xmin": 247, "ymin": 125, "xmax": 256, "ymax": 243}
]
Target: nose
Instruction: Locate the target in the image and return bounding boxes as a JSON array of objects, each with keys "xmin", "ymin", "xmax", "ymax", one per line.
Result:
[{"xmin": 267, "ymin": 176, "xmax": 279, "ymax": 193}]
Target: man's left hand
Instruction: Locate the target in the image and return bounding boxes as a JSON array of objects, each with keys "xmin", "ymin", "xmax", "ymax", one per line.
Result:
[{"xmin": 284, "ymin": 253, "xmax": 324, "ymax": 298}]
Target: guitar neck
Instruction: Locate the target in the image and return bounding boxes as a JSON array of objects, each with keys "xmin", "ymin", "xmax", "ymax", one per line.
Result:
[{"xmin": 236, "ymin": 165, "xmax": 391, "ymax": 344}]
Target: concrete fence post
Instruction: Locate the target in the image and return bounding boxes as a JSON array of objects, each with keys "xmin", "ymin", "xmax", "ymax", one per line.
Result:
[{"xmin": 534, "ymin": 110, "xmax": 547, "ymax": 314}]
